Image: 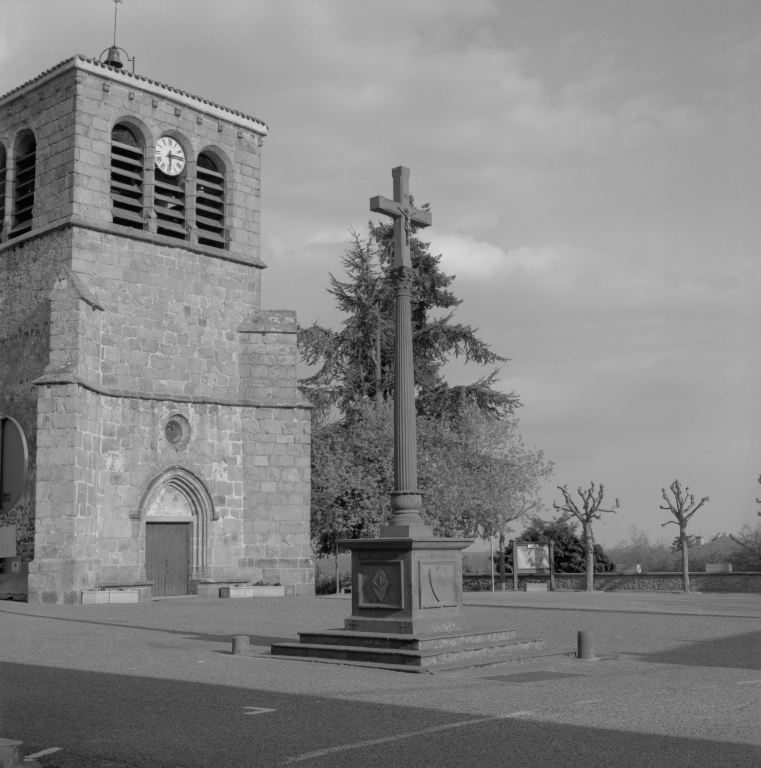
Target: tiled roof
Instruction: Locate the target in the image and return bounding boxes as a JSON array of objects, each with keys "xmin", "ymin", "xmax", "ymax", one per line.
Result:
[
  {"xmin": 665, "ymin": 536, "xmax": 747, "ymax": 569},
  {"xmin": 689, "ymin": 537, "xmax": 746, "ymax": 560},
  {"xmin": 0, "ymin": 54, "xmax": 268, "ymax": 135}
]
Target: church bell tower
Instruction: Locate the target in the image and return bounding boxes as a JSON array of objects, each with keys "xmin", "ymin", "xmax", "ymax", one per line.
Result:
[{"xmin": 0, "ymin": 52, "xmax": 313, "ymax": 603}]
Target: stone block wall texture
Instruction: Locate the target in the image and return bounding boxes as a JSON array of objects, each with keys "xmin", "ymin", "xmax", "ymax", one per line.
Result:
[
  {"xmin": 462, "ymin": 572, "xmax": 761, "ymax": 593},
  {"xmin": 1, "ymin": 57, "xmax": 313, "ymax": 603},
  {"xmin": 0, "ymin": 230, "xmax": 71, "ymax": 560}
]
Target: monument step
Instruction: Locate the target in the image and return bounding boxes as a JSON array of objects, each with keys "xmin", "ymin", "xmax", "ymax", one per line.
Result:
[
  {"xmin": 271, "ymin": 636, "xmax": 546, "ymax": 667},
  {"xmin": 298, "ymin": 627, "xmax": 518, "ymax": 651},
  {"xmin": 266, "ymin": 642, "xmax": 575, "ymax": 672}
]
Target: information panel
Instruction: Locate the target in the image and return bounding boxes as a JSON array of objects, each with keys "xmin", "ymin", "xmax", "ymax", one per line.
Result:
[{"xmin": 516, "ymin": 543, "xmax": 550, "ymax": 572}]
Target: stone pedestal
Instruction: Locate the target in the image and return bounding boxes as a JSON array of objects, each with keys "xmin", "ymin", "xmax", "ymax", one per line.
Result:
[{"xmin": 341, "ymin": 536, "xmax": 472, "ymax": 635}]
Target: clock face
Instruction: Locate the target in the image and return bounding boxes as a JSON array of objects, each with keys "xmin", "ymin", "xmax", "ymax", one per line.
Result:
[{"xmin": 155, "ymin": 136, "xmax": 186, "ymax": 176}]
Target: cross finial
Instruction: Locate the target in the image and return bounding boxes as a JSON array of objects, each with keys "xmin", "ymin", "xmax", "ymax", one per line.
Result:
[{"xmin": 370, "ymin": 166, "xmax": 432, "ymax": 269}]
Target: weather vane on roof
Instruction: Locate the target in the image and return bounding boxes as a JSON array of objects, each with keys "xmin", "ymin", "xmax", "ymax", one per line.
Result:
[{"xmin": 98, "ymin": 0, "xmax": 136, "ymax": 73}]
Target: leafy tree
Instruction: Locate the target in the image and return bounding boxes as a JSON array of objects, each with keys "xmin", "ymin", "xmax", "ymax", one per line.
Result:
[
  {"xmin": 553, "ymin": 483, "xmax": 620, "ymax": 591},
  {"xmin": 669, "ymin": 534, "xmax": 700, "ymax": 552},
  {"xmin": 421, "ymin": 408, "xmax": 553, "ymax": 589},
  {"xmin": 310, "ymin": 402, "xmax": 552, "ymax": 571},
  {"xmin": 607, "ymin": 527, "xmax": 673, "ymax": 572},
  {"xmin": 310, "ymin": 406, "xmax": 392, "ymax": 592},
  {"xmin": 730, "ymin": 523, "xmax": 761, "ymax": 570},
  {"xmin": 659, "ymin": 479, "xmax": 709, "ymax": 593},
  {"xmin": 298, "ymin": 227, "xmax": 520, "ymax": 423}
]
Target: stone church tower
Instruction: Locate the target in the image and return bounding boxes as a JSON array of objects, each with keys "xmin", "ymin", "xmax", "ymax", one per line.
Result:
[{"xmin": 0, "ymin": 53, "xmax": 313, "ymax": 603}]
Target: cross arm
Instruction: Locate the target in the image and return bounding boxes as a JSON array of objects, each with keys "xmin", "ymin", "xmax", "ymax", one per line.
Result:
[{"xmin": 370, "ymin": 195, "xmax": 432, "ymax": 228}]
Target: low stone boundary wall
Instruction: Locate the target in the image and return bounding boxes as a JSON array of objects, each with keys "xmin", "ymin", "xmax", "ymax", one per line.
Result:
[{"xmin": 463, "ymin": 572, "xmax": 761, "ymax": 592}]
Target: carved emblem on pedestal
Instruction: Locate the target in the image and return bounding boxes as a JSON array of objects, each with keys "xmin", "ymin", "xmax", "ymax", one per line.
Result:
[
  {"xmin": 371, "ymin": 569, "xmax": 390, "ymax": 602},
  {"xmin": 358, "ymin": 561, "xmax": 403, "ymax": 609},
  {"xmin": 420, "ymin": 562, "xmax": 457, "ymax": 608}
]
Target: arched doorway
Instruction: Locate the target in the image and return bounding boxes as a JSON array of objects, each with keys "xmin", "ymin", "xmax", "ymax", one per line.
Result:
[{"xmin": 136, "ymin": 467, "xmax": 216, "ymax": 597}]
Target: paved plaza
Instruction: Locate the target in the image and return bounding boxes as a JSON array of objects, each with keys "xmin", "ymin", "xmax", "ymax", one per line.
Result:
[{"xmin": 1, "ymin": 593, "xmax": 760, "ymax": 767}]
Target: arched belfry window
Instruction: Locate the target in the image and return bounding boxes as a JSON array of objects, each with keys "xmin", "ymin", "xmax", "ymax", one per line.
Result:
[
  {"xmin": 154, "ymin": 136, "xmax": 187, "ymax": 241},
  {"xmin": 10, "ymin": 132, "xmax": 36, "ymax": 239},
  {"xmin": 110, "ymin": 123, "xmax": 145, "ymax": 230},
  {"xmin": 0, "ymin": 144, "xmax": 6, "ymax": 230},
  {"xmin": 196, "ymin": 153, "xmax": 226, "ymax": 249}
]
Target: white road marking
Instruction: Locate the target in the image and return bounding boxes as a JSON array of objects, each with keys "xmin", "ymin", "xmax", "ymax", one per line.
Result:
[
  {"xmin": 243, "ymin": 706, "xmax": 277, "ymax": 715},
  {"xmin": 736, "ymin": 680, "xmax": 761, "ymax": 685},
  {"xmin": 282, "ymin": 711, "xmax": 534, "ymax": 764},
  {"xmin": 25, "ymin": 747, "xmax": 62, "ymax": 760},
  {"xmin": 575, "ymin": 699, "xmax": 604, "ymax": 704}
]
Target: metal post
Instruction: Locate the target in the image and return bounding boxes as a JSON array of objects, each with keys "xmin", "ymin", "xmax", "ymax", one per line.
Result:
[
  {"xmin": 549, "ymin": 538, "xmax": 555, "ymax": 592},
  {"xmin": 512, "ymin": 539, "xmax": 519, "ymax": 592},
  {"xmin": 577, "ymin": 630, "xmax": 595, "ymax": 660},
  {"xmin": 490, "ymin": 536, "xmax": 495, "ymax": 592}
]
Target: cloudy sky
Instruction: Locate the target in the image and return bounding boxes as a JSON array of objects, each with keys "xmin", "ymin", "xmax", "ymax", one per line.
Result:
[{"xmin": 2, "ymin": 0, "xmax": 759, "ymax": 545}]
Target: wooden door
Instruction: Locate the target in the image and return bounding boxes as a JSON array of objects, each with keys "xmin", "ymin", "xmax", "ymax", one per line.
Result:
[{"xmin": 146, "ymin": 523, "xmax": 190, "ymax": 597}]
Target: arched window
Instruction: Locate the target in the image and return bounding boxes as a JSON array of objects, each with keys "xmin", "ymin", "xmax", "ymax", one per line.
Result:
[
  {"xmin": 196, "ymin": 152, "xmax": 226, "ymax": 249},
  {"xmin": 10, "ymin": 132, "xmax": 36, "ymax": 239},
  {"xmin": 0, "ymin": 144, "xmax": 6, "ymax": 231},
  {"xmin": 110, "ymin": 123, "xmax": 145, "ymax": 230},
  {"xmin": 154, "ymin": 136, "xmax": 187, "ymax": 241}
]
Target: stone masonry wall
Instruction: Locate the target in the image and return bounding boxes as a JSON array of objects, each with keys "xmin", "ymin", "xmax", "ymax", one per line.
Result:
[
  {"xmin": 70, "ymin": 227, "xmax": 261, "ymax": 398},
  {"xmin": 27, "ymin": 228, "xmax": 312, "ymax": 602},
  {"xmin": 69, "ymin": 60, "xmax": 263, "ymax": 261},
  {"xmin": 462, "ymin": 572, "xmax": 761, "ymax": 593},
  {"xmin": 0, "ymin": 68, "xmax": 77, "ymax": 237},
  {"xmin": 0, "ymin": 229, "xmax": 72, "ymax": 559},
  {"xmin": 242, "ymin": 406, "xmax": 312, "ymax": 594},
  {"xmin": 3, "ymin": 58, "xmax": 312, "ymax": 602}
]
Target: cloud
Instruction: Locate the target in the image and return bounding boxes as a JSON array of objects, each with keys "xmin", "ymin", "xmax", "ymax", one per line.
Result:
[{"xmin": 428, "ymin": 235, "xmax": 572, "ymax": 281}]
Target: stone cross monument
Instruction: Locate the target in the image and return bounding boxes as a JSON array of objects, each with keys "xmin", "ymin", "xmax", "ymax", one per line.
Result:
[
  {"xmin": 337, "ymin": 166, "xmax": 473, "ymax": 635},
  {"xmin": 270, "ymin": 167, "xmax": 553, "ymax": 667},
  {"xmin": 370, "ymin": 167, "xmax": 432, "ymax": 537}
]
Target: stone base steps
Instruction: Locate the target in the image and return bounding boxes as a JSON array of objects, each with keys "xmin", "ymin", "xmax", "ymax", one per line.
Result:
[
  {"xmin": 298, "ymin": 627, "xmax": 518, "ymax": 651},
  {"xmin": 270, "ymin": 626, "xmax": 574, "ymax": 671}
]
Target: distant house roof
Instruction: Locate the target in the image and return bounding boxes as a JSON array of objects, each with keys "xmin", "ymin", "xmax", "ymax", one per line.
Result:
[
  {"xmin": 0, "ymin": 54, "xmax": 268, "ymax": 135},
  {"xmin": 666, "ymin": 536, "xmax": 749, "ymax": 570}
]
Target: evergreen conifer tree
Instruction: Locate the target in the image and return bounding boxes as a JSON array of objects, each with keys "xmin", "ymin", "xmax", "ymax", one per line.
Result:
[{"xmin": 298, "ymin": 220, "xmax": 520, "ymax": 423}]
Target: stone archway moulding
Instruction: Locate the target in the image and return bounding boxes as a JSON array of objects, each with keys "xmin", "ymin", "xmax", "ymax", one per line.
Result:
[{"xmin": 134, "ymin": 465, "xmax": 218, "ymax": 579}]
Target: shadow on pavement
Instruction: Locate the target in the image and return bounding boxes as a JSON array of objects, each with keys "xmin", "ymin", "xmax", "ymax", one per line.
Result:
[
  {"xmin": 636, "ymin": 630, "xmax": 761, "ymax": 671},
  {"xmin": 2, "ymin": 661, "xmax": 761, "ymax": 768},
  {"xmin": 0, "ymin": 608, "xmax": 292, "ymax": 648}
]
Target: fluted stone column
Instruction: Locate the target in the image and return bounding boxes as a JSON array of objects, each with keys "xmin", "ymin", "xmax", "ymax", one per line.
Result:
[
  {"xmin": 385, "ymin": 264, "xmax": 427, "ymax": 534},
  {"xmin": 370, "ymin": 167, "xmax": 433, "ymax": 537}
]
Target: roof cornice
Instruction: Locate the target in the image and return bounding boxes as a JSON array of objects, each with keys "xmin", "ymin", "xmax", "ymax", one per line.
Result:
[{"xmin": 0, "ymin": 54, "xmax": 268, "ymax": 136}]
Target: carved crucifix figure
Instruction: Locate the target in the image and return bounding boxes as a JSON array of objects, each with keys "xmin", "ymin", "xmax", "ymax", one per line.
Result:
[{"xmin": 370, "ymin": 167, "xmax": 432, "ymax": 535}]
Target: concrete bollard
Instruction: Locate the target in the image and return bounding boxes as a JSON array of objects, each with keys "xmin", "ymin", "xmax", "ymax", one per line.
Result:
[
  {"xmin": 232, "ymin": 635, "xmax": 250, "ymax": 655},
  {"xmin": 577, "ymin": 630, "xmax": 595, "ymax": 660}
]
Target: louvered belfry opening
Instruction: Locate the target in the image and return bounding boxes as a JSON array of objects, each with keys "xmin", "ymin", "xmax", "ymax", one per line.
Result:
[
  {"xmin": 196, "ymin": 153, "xmax": 226, "ymax": 249},
  {"xmin": 0, "ymin": 144, "xmax": 6, "ymax": 230},
  {"xmin": 110, "ymin": 123, "xmax": 145, "ymax": 230},
  {"xmin": 10, "ymin": 133, "xmax": 36, "ymax": 239},
  {"xmin": 154, "ymin": 138, "xmax": 187, "ymax": 241}
]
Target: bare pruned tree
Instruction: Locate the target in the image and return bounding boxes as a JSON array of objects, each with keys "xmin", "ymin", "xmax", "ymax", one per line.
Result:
[
  {"xmin": 660, "ymin": 480, "xmax": 709, "ymax": 593},
  {"xmin": 553, "ymin": 483, "xmax": 620, "ymax": 592}
]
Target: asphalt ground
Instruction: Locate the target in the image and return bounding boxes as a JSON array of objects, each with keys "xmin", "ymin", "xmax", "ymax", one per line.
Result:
[{"xmin": 1, "ymin": 594, "xmax": 760, "ymax": 768}]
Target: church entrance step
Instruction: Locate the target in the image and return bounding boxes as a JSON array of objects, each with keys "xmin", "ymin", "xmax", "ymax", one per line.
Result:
[{"xmin": 297, "ymin": 626, "xmax": 518, "ymax": 651}]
